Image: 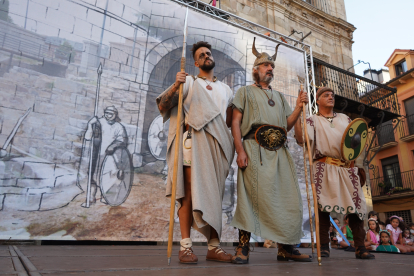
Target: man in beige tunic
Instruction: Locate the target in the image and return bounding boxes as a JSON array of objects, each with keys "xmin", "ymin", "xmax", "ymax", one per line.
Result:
[
  {"xmin": 156, "ymin": 41, "xmax": 235, "ymax": 264},
  {"xmin": 230, "ymin": 39, "xmax": 311, "ymax": 264},
  {"xmin": 295, "ymin": 87, "xmax": 374, "ymax": 259}
]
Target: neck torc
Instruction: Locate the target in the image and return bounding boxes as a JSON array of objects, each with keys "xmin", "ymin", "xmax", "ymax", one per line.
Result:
[{"xmin": 198, "ymin": 69, "xmax": 214, "ymax": 81}]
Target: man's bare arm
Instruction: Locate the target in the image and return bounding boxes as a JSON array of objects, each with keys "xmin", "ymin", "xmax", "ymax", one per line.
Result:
[
  {"xmin": 157, "ymin": 72, "xmax": 188, "ymax": 114},
  {"xmin": 157, "ymin": 84, "xmax": 180, "ymax": 113}
]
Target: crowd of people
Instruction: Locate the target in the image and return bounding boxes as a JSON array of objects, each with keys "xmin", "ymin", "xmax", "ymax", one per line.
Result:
[{"xmin": 329, "ymin": 210, "xmax": 414, "ymax": 254}]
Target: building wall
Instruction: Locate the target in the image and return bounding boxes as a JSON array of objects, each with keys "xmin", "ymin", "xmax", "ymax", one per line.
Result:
[
  {"xmin": 371, "ymin": 50, "xmax": 414, "ymax": 218},
  {"xmin": 209, "ymin": 0, "xmax": 355, "ymax": 69}
]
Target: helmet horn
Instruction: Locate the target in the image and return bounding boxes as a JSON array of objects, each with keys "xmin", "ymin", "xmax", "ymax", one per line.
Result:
[
  {"xmin": 252, "ymin": 37, "xmax": 260, "ymax": 58},
  {"xmin": 272, "ymin": 44, "xmax": 281, "ymax": 61}
]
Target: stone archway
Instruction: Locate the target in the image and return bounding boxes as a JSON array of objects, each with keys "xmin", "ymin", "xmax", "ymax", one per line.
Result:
[{"xmin": 141, "ymin": 38, "xmax": 246, "ymax": 164}]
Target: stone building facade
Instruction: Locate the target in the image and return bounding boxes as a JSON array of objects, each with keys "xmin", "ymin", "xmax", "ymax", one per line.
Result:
[{"xmin": 207, "ymin": 0, "xmax": 355, "ymax": 70}]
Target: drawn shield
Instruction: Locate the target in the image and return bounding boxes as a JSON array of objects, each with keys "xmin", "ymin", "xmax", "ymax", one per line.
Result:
[
  {"xmin": 99, "ymin": 147, "xmax": 133, "ymax": 206},
  {"xmin": 341, "ymin": 118, "xmax": 368, "ymax": 161}
]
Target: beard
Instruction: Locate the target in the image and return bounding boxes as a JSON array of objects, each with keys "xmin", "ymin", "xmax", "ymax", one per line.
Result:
[
  {"xmin": 200, "ymin": 59, "xmax": 216, "ymax": 71},
  {"xmin": 253, "ymin": 70, "xmax": 273, "ymax": 85}
]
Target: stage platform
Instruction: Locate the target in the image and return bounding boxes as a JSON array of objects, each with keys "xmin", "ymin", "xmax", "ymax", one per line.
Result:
[{"xmin": 1, "ymin": 245, "xmax": 412, "ymax": 275}]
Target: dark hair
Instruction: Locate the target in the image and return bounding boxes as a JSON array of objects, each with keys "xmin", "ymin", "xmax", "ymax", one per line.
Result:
[
  {"xmin": 344, "ymin": 214, "xmax": 349, "ymax": 222},
  {"xmin": 333, "ymin": 218, "xmax": 340, "ymax": 223},
  {"xmin": 368, "ymin": 219, "xmax": 380, "ymax": 233},
  {"xmin": 379, "ymin": 231, "xmax": 391, "ymax": 245},
  {"xmin": 191, "ymin": 41, "xmax": 212, "ymax": 60},
  {"xmin": 409, "ymin": 222, "xmax": 414, "ymax": 228},
  {"xmin": 385, "ymin": 216, "xmax": 406, "ymax": 231},
  {"xmin": 379, "ymin": 221, "xmax": 385, "ymax": 226}
]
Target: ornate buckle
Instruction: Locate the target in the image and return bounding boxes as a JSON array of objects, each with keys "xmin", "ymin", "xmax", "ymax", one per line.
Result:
[{"xmin": 255, "ymin": 125, "xmax": 287, "ymax": 151}]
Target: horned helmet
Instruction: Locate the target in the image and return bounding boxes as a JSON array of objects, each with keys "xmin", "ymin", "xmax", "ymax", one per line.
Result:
[{"xmin": 252, "ymin": 37, "xmax": 281, "ymax": 67}]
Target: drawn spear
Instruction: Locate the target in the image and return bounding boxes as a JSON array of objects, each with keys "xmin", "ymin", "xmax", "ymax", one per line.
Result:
[{"xmin": 167, "ymin": 7, "xmax": 189, "ymax": 266}]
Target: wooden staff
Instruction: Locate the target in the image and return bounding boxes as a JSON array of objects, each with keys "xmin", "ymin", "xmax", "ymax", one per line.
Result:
[
  {"xmin": 300, "ymin": 84, "xmax": 322, "ymax": 266},
  {"xmin": 167, "ymin": 7, "xmax": 189, "ymax": 266},
  {"xmin": 299, "ymin": 85, "xmax": 315, "ymax": 257}
]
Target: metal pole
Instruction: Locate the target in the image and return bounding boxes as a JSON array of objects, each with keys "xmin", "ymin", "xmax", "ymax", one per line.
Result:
[
  {"xmin": 24, "ymin": 0, "xmax": 29, "ymax": 30},
  {"xmin": 97, "ymin": 0, "xmax": 109, "ymax": 67}
]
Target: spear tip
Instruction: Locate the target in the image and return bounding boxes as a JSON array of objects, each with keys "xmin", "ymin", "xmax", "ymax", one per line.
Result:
[{"xmin": 168, "ymin": 257, "xmax": 171, "ymax": 266}]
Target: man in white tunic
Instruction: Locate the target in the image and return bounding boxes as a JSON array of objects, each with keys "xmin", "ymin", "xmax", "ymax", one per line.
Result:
[
  {"xmin": 156, "ymin": 41, "xmax": 235, "ymax": 264},
  {"xmin": 295, "ymin": 87, "xmax": 374, "ymax": 259},
  {"xmin": 82, "ymin": 106, "xmax": 128, "ymax": 206}
]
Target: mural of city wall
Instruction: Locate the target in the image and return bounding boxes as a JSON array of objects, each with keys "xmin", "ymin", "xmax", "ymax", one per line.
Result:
[{"xmin": 0, "ymin": 0, "xmax": 313, "ymax": 242}]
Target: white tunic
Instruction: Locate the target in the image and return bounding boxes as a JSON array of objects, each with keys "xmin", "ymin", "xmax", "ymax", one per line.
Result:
[{"xmin": 182, "ymin": 76, "xmax": 233, "ymax": 124}]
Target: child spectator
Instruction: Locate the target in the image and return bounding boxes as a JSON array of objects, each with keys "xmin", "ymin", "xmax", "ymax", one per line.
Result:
[
  {"xmin": 368, "ymin": 211, "xmax": 382, "ymax": 225},
  {"xmin": 385, "ymin": 216, "xmax": 412, "ymax": 253},
  {"xmin": 403, "ymin": 229, "xmax": 413, "ymax": 246},
  {"xmin": 379, "ymin": 221, "xmax": 386, "ymax": 230},
  {"xmin": 365, "ymin": 218, "xmax": 380, "ymax": 250},
  {"xmin": 341, "ymin": 215, "xmax": 355, "ymax": 249},
  {"xmin": 409, "ymin": 223, "xmax": 414, "ymax": 235},
  {"xmin": 376, "ymin": 230, "xmax": 400, "ymax": 253}
]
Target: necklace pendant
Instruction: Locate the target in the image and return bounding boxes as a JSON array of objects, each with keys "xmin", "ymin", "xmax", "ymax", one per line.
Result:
[
  {"xmin": 268, "ymin": 99, "xmax": 275, "ymax": 107},
  {"xmin": 330, "ymin": 122, "xmax": 335, "ymax": 128},
  {"xmin": 206, "ymin": 85, "xmax": 212, "ymax": 90}
]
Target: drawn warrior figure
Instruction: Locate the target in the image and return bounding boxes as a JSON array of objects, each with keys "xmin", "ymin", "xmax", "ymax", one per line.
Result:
[
  {"xmin": 81, "ymin": 105, "xmax": 128, "ymax": 207},
  {"xmin": 295, "ymin": 87, "xmax": 374, "ymax": 259},
  {"xmin": 156, "ymin": 41, "xmax": 235, "ymax": 264},
  {"xmin": 230, "ymin": 38, "xmax": 311, "ymax": 264}
]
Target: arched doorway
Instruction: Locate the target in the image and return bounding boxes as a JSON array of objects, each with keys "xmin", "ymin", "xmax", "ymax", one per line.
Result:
[{"xmin": 142, "ymin": 42, "xmax": 246, "ymax": 163}]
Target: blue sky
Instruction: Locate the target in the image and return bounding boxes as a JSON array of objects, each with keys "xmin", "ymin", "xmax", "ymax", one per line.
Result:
[{"xmin": 345, "ymin": 0, "xmax": 414, "ymax": 76}]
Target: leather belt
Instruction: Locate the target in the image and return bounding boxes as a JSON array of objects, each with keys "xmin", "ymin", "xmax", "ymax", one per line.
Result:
[
  {"xmin": 243, "ymin": 124, "xmax": 287, "ymax": 151},
  {"xmin": 315, "ymin": 157, "xmax": 354, "ymax": 168}
]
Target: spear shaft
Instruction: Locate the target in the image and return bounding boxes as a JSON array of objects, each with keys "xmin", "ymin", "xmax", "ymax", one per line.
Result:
[{"xmin": 167, "ymin": 7, "xmax": 189, "ymax": 265}]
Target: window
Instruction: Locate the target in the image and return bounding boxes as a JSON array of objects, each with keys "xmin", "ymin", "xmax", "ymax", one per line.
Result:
[
  {"xmin": 377, "ymin": 120, "xmax": 395, "ymax": 145},
  {"xmin": 395, "ymin": 59, "xmax": 407, "ymax": 76},
  {"xmin": 381, "ymin": 155, "xmax": 402, "ymax": 188},
  {"xmin": 386, "ymin": 210, "xmax": 412, "ymax": 225},
  {"xmin": 404, "ymin": 97, "xmax": 414, "ymax": 135}
]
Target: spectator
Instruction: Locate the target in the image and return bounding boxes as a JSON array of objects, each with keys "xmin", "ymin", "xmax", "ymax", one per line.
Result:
[
  {"xmin": 330, "ymin": 218, "xmax": 348, "ymax": 248},
  {"xmin": 379, "ymin": 221, "xmax": 386, "ymax": 230},
  {"xmin": 368, "ymin": 211, "xmax": 382, "ymax": 225},
  {"xmin": 403, "ymin": 229, "xmax": 413, "ymax": 246},
  {"xmin": 409, "ymin": 223, "xmax": 414, "ymax": 235},
  {"xmin": 385, "ymin": 216, "xmax": 412, "ymax": 253},
  {"xmin": 342, "ymin": 215, "xmax": 355, "ymax": 249},
  {"xmin": 365, "ymin": 218, "xmax": 380, "ymax": 250},
  {"xmin": 376, "ymin": 230, "xmax": 400, "ymax": 253}
]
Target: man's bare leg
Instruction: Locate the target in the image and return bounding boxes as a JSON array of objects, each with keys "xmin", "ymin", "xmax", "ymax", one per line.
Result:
[
  {"xmin": 177, "ymin": 166, "xmax": 198, "ymax": 263},
  {"xmin": 178, "ymin": 166, "xmax": 192, "ymax": 239}
]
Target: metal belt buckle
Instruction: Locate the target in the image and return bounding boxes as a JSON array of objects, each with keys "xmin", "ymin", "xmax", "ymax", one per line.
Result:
[
  {"xmin": 254, "ymin": 125, "xmax": 287, "ymax": 151},
  {"xmin": 183, "ymin": 128, "xmax": 192, "ymax": 149}
]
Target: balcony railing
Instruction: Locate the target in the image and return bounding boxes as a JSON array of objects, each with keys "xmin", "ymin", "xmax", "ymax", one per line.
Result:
[
  {"xmin": 371, "ymin": 170, "xmax": 414, "ymax": 197},
  {"xmin": 313, "ymin": 59, "xmax": 399, "ymax": 115}
]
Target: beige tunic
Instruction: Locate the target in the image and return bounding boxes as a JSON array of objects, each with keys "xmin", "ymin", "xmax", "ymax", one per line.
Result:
[
  {"xmin": 156, "ymin": 79, "xmax": 234, "ymax": 240},
  {"xmin": 230, "ymin": 86, "xmax": 303, "ymax": 245},
  {"xmin": 305, "ymin": 113, "xmax": 366, "ymax": 220}
]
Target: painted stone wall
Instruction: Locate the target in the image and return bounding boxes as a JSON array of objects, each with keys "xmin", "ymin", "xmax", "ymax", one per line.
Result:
[{"xmin": 1, "ymin": 0, "xmax": 323, "ymax": 242}]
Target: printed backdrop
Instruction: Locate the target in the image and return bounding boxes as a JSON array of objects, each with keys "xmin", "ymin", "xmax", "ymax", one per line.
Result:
[{"xmin": 0, "ymin": 0, "xmax": 314, "ymax": 242}]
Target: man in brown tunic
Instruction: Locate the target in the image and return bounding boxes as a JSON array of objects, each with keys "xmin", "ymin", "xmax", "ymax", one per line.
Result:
[{"xmin": 295, "ymin": 87, "xmax": 375, "ymax": 259}]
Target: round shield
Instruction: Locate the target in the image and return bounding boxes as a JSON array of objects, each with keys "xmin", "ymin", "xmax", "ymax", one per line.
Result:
[
  {"xmin": 148, "ymin": 115, "xmax": 169, "ymax": 161},
  {"xmin": 99, "ymin": 147, "xmax": 133, "ymax": 206},
  {"xmin": 341, "ymin": 118, "xmax": 368, "ymax": 161}
]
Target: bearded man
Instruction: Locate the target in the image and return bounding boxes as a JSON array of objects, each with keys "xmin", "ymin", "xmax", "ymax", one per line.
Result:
[
  {"xmin": 156, "ymin": 41, "xmax": 235, "ymax": 264},
  {"xmin": 295, "ymin": 87, "xmax": 374, "ymax": 260},
  {"xmin": 230, "ymin": 38, "xmax": 311, "ymax": 264}
]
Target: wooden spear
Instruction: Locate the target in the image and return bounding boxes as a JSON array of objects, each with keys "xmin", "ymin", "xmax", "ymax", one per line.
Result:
[
  {"xmin": 167, "ymin": 7, "xmax": 189, "ymax": 266},
  {"xmin": 300, "ymin": 83, "xmax": 322, "ymax": 266},
  {"xmin": 298, "ymin": 83, "xmax": 315, "ymax": 257}
]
